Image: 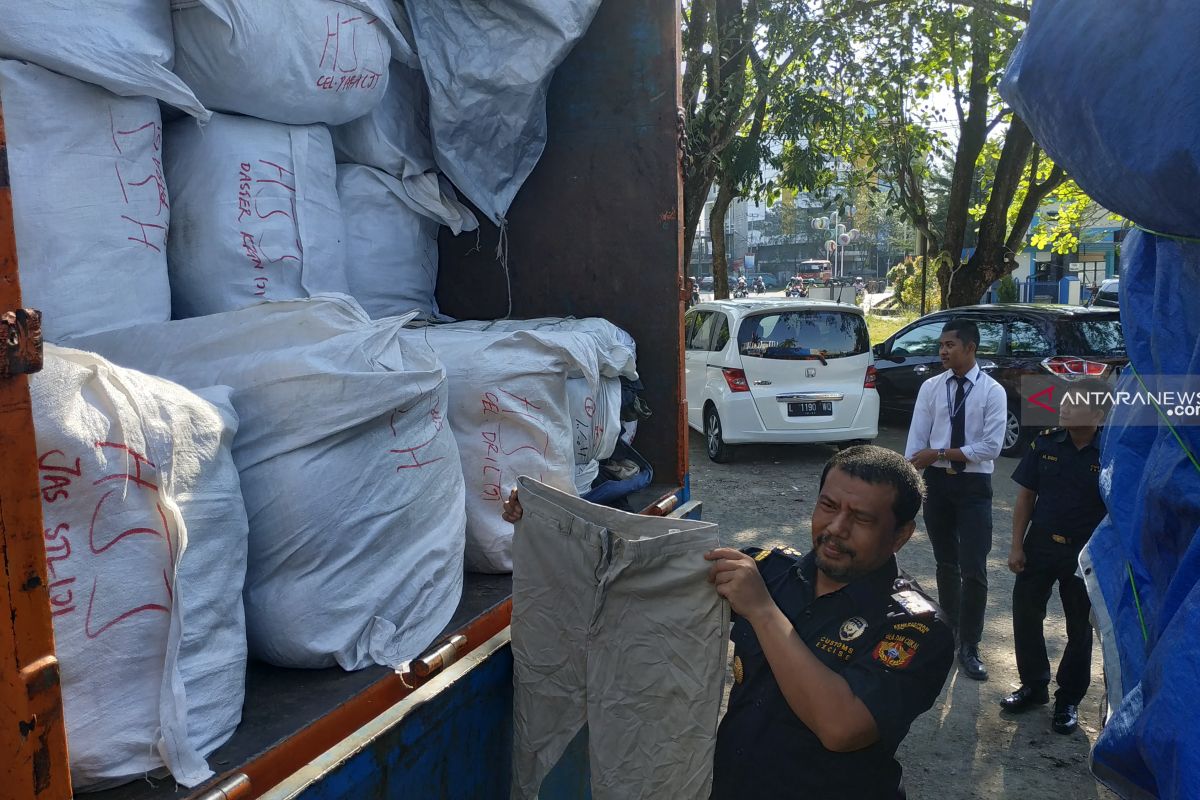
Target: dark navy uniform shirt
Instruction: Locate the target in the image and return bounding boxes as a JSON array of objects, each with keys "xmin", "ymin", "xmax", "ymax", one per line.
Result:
[
  {"xmin": 1011, "ymin": 427, "xmax": 1105, "ymax": 543},
  {"xmin": 711, "ymin": 548, "xmax": 954, "ymax": 800}
]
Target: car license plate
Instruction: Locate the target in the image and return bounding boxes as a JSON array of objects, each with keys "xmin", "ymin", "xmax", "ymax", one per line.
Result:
[{"xmin": 788, "ymin": 401, "xmax": 833, "ymax": 417}]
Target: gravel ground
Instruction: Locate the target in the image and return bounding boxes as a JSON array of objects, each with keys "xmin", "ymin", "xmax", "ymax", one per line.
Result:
[{"xmin": 688, "ymin": 421, "xmax": 1116, "ymax": 800}]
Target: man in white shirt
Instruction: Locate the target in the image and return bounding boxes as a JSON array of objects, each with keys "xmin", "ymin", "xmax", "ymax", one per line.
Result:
[{"xmin": 904, "ymin": 319, "xmax": 1007, "ymax": 680}]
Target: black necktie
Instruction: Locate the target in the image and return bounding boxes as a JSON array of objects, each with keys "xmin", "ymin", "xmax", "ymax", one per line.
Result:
[{"xmin": 951, "ymin": 376, "xmax": 967, "ymax": 471}]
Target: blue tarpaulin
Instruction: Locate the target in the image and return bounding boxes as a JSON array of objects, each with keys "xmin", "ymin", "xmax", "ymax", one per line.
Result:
[
  {"xmin": 1080, "ymin": 232, "xmax": 1200, "ymax": 799},
  {"xmin": 1002, "ymin": 2, "xmax": 1200, "ymax": 797},
  {"xmin": 1000, "ymin": 0, "xmax": 1200, "ymax": 239}
]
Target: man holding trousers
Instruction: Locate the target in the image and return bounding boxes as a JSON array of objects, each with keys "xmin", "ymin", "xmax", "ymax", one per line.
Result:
[{"xmin": 904, "ymin": 319, "xmax": 1007, "ymax": 680}]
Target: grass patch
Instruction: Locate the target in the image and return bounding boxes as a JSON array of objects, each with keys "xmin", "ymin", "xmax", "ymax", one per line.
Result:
[{"xmin": 866, "ymin": 312, "xmax": 919, "ymax": 345}]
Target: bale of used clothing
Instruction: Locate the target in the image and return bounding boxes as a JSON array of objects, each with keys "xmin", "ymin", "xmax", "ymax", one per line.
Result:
[
  {"xmin": 68, "ymin": 296, "xmax": 467, "ymax": 671},
  {"xmin": 408, "ymin": 325, "xmax": 601, "ymax": 573},
  {"xmin": 163, "ymin": 113, "xmax": 349, "ymax": 317},
  {"xmin": 33, "ymin": 346, "xmax": 249, "ymax": 790},
  {"xmin": 0, "ymin": 60, "xmax": 172, "ymax": 341},
  {"xmin": 0, "ymin": 0, "xmax": 206, "ymax": 118},
  {"xmin": 171, "ymin": 0, "xmax": 412, "ymax": 125}
]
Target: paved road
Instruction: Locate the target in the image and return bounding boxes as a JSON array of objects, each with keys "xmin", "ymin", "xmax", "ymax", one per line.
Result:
[{"xmin": 688, "ymin": 420, "xmax": 1115, "ymax": 800}]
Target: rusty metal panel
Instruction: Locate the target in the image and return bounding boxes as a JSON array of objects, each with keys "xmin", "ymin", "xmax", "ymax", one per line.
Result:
[
  {"xmin": 435, "ymin": 0, "xmax": 687, "ymax": 487},
  {"xmin": 0, "ymin": 95, "xmax": 73, "ymax": 799}
]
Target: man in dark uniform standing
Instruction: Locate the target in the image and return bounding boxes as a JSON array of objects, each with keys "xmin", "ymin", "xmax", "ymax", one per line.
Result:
[
  {"xmin": 707, "ymin": 446, "xmax": 954, "ymax": 799},
  {"xmin": 1001, "ymin": 379, "xmax": 1110, "ymax": 734}
]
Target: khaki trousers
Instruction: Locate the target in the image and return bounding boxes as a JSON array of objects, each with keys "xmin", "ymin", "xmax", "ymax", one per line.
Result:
[{"xmin": 511, "ymin": 476, "xmax": 728, "ymax": 800}]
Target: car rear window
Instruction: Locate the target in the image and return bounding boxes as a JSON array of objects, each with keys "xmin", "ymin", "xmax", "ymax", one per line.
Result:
[
  {"xmin": 738, "ymin": 310, "xmax": 869, "ymax": 360},
  {"xmin": 1063, "ymin": 318, "xmax": 1126, "ymax": 357}
]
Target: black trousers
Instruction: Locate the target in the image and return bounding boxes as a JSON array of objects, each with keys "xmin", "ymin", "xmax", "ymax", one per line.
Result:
[
  {"xmin": 922, "ymin": 468, "xmax": 993, "ymax": 646},
  {"xmin": 1012, "ymin": 528, "xmax": 1093, "ymax": 705}
]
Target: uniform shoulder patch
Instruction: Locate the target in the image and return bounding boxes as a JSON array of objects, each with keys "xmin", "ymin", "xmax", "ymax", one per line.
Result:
[
  {"xmin": 891, "ymin": 590, "xmax": 937, "ymax": 618},
  {"xmin": 753, "ymin": 549, "xmax": 772, "ymax": 562}
]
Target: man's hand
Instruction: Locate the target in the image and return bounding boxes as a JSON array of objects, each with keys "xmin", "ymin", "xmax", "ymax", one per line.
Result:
[
  {"xmin": 908, "ymin": 449, "xmax": 939, "ymax": 470},
  {"xmin": 502, "ymin": 488, "xmax": 523, "ymax": 523},
  {"xmin": 1008, "ymin": 544, "xmax": 1026, "ymax": 574},
  {"xmin": 705, "ymin": 548, "xmax": 776, "ymax": 623}
]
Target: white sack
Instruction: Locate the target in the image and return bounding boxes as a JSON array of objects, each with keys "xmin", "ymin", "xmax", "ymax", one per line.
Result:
[
  {"xmin": 164, "ymin": 113, "xmax": 349, "ymax": 318},
  {"xmin": 68, "ymin": 297, "xmax": 466, "ymax": 670},
  {"xmin": 33, "ymin": 346, "xmax": 248, "ymax": 790},
  {"xmin": 443, "ymin": 317, "xmax": 638, "ymax": 380},
  {"xmin": 171, "ymin": 0, "xmax": 414, "ymax": 125},
  {"xmin": 0, "ymin": 61, "xmax": 172, "ymax": 342},
  {"xmin": 0, "ymin": 0, "xmax": 206, "ymax": 118},
  {"xmin": 410, "ymin": 326, "xmax": 600, "ymax": 573},
  {"xmin": 405, "ymin": 0, "xmax": 602, "ymax": 223},
  {"xmin": 443, "ymin": 317, "xmax": 636, "ymax": 466},
  {"xmin": 331, "ymin": 60, "xmax": 477, "ymax": 230},
  {"xmin": 574, "ymin": 460, "xmax": 599, "ymax": 495},
  {"xmin": 336, "ymin": 164, "xmax": 441, "ymax": 319},
  {"xmin": 567, "ymin": 375, "xmax": 623, "ymax": 465}
]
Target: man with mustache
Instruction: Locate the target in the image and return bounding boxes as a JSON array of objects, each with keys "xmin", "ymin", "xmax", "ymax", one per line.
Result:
[{"xmin": 706, "ymin": 445, "xmax": 954, "ymax": 799}]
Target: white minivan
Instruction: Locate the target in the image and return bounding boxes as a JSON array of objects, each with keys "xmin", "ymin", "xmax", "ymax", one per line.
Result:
[{"xmin": 684, "ymin": 299, "xmax": 880, "ymax": 461}]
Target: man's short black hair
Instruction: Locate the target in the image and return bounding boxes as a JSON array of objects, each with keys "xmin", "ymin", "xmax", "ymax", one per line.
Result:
[
  {"xmin": 819, "ymin": 445, "xmax": 926, "ymax": 531},
  {"xmin": 941, "ymin": 318, "xmax": 980, "ymax": 350}
]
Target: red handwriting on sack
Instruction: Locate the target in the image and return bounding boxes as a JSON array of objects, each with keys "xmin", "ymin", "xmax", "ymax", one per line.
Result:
[
  {"xmin": 44, "ymin": 523, "xmax": 77, "ymax": 619},
  {"xmin": 238, "ymin": 160, "xmax": 304, "ymax": 296},
  {"xmin": 479, "ymin": 389, "xmax": 551, "ymax": 501},
  {"xmin": 388, "ymin": 399, "xmax": 447, "ymax": 471},
  {"xmin": 316, "ymin": 12, "xmax": 384, "ymax": 93},
  {"xmin": 40, "ymin": 449, "xmax": 82, "ymax": 504},
  {"xmin": 110, "ymin": 111, "xmax": 168, "ymax": 253},
  {"xmin": 84, "ymin": 442, "xmax": 175, "ymax": 640}
]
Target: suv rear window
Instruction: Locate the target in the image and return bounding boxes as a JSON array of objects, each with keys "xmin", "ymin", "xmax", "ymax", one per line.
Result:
[
  {"xmin": 738, "ymin": 311, "xmax": 869, "ymax": 360},
  {"xmin": 1065, "ymin": 318, "xmax": 1126, "ymax": 357}
]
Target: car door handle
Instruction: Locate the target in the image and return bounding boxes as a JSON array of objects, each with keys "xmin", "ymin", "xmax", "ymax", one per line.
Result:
[{"xmin": 914, "ymin": 365, "xmax": 930, "ymax": 375}]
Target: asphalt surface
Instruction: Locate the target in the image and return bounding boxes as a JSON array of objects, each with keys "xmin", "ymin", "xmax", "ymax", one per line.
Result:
[{"xmin": 689, "ymin": 419, "xmax": 1116, "ymax": 800}]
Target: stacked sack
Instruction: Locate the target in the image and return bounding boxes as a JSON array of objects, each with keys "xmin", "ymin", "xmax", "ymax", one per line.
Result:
[
  {"xmin": 70, "ymin": 297, "xmax": 467, "ymax": 671},
  {"xmin": 0, "ymin": 0, "xmax": 206, "ymax": 342},
  {"xmin": 440, "ymin": 318, "xmax": 638, "ymax": 494},
  {"xmin": 409, "ymin": 325, "xmax": 604, "ymax": 573},
  {"xmin": 32, "ymin": 346, "xmax": 249, "ymax": 790},
  {"xmin": 331, "ymin": 44, "xmax": 478, "ymax": 320}
]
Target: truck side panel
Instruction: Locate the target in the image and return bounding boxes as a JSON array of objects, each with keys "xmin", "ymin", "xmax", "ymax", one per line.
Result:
[{"xmin": 435, "ymin": 0, "xmax": 685, "ymax": 486}]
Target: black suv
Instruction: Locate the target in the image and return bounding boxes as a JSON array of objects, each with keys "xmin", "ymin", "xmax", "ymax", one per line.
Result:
[{"xmin": 872, "ymin": 305, "xmax": 1126, "ymax": 456}]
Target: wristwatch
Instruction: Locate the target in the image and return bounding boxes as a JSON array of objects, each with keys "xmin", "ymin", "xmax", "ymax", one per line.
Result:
[{"xmin": 938, "ymin": 448, "xmax": 947, "ymax": 460}]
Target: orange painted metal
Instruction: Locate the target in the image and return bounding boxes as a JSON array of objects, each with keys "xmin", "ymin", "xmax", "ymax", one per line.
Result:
[
  {"xmin": 0, "ymin": 97, "xmax": 73, "ymax": 798},
  {"xmin": 198, "ymin": 598, "xmax": 513, "ymax": 798}
]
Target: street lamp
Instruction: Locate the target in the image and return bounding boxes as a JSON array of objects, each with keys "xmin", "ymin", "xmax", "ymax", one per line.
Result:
[{"xmin": 812, "ymin": 211, "xmax": 860, "ymax": 278}]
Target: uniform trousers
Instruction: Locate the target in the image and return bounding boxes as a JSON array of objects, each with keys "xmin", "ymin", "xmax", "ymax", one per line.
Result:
[
  {"xmin": 1012, "ymin": 526, "xmax": 1093, "ymax": 705},
  {"xmin": 510, "ymin": 477, "xmax": 728, "ymax": 800}
]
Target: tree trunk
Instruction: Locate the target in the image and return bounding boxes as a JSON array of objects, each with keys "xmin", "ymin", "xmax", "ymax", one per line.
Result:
[
  {"xmin": 709, "ymin": 181, "xmax": 734, "ymax": 300},
  {"xmin": 684, "ymin": 164, "xmax": 717, "ymax": 279},
  {"xmin": 937, "ymin": 5, "xmax": 994, "ymax": 303}
]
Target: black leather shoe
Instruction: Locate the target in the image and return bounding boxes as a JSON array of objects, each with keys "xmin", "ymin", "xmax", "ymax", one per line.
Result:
[
  {"xmin": 1000, "ymin": 685, "xmax": 1050, "ymax": 712},
  {"xmin": 958, "ymin": 644, "xmax": 988, "ymax": 681},
  {"xmin": 1053, "ymin": 703, "xmax": 1079, "ymax": 734}
]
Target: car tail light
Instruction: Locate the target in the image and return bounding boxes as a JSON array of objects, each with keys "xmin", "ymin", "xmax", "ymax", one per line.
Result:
[
  {"xmin": 722, "ymin": 368, "xmax": 751, "ymax": 393},
  {"xmin": 1041, "ymin": 356, "xmax": 1111, "ymax": 380},
  {"xmin": 864, "ymin": 364, "xmax": 877, "ymax": 389}
]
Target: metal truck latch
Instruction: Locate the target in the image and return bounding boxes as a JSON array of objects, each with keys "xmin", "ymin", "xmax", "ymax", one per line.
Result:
[{"xmin": 0, "ymin": 308, "xmax": 43, "ymax": 379}]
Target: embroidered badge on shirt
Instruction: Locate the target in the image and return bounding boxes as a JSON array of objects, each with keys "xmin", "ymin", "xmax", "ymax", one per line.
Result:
[
  {"xmin": 839, "ymin": 616, "xmax": 869, "ymax": 642},
  {"xmin": 733, "ymin": 655, "xmax": 744, "ymax": 684},
  {"xmin": 873, "ymin": 638, "xmax": 917, "ymax": 669},
  {"xmin": 754, "ymin": 549, "xmax": 772, "ymax": 562}
]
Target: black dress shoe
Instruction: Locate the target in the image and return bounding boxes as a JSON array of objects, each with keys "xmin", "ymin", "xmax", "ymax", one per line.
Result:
[
  {"xmin": 1053, "ymin": 703, "xmax": 1079, "ymax": 734},
  {"xmin": 1000, "ymin": 685, "xmax": 1050, "ymax": 712},
  {"xmin": 958, "ymin": 644, "xmax": 988, "ymax": 681}
]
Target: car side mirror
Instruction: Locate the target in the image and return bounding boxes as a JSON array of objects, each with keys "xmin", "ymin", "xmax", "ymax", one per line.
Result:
[{"xmin": 872, "ymin": 343, "xmax": 885, "ymax": 357}]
